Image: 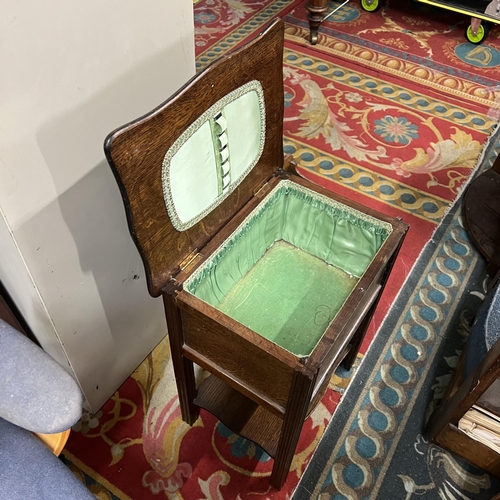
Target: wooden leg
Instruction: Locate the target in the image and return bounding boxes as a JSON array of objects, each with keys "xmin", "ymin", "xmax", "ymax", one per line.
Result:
[
  {"xmin": 163, "ymin": 293, "xmax": 200, "ymax": 425},
  {"xmin": 491, "ymin": 152, "xmax": 500, "ymax": 174},
  {"xmin": 425, "ymin": 347, "xmax": 467, "ymax": 442},
  {"xmin": 305, "ymin": 0, "xmax": 328, "ymax": 44},
  {"xmin": 270, "ymin": 370, "xmax": 316, "ymax": 489}
]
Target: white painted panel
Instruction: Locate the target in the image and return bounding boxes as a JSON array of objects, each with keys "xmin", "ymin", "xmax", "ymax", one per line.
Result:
[
  {"xmin": 0, "ymin": 207, "xmax": 72, "ymax": 372},
  {"xmin": 0, "ymin": 0, "xmax": 195, "ymax": 411}
]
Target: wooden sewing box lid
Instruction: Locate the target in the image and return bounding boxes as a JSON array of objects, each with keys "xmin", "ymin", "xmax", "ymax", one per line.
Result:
[{"xmin": 105, "ymin": 19, "xmax": 286, "ymax": 297}]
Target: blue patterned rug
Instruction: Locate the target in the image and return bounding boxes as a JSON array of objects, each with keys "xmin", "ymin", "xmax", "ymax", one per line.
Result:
[{"xmin": 292, "ymin": 130, "xmax": 500, "ymax": 499}]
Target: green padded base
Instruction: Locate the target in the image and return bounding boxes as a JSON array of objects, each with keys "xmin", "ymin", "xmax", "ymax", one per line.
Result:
[{"xmin": 218, "ymin": 241, "xmax": 358, "ymax": 356}]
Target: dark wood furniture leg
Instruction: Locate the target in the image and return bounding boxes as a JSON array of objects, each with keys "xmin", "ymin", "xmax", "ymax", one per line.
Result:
[
  {"xmin": 425, "ymin": 308, "xmax": 500, "ymax": 476},
  {"xmin": 464, "ymin": 159, "xmax": 500, "ymax": 277},
  {"xmin": 492, "ymin": 152, "xmax": 500, "ymax": 174},
  {"xmin": 163, "ymin": 293, "xmax": 200, "ymax": 425},
  {"xmin": 270, "ymin": 370, "xmax": 316, "ymax": 489},
  {"xmin": 306, "ymin": 0, "xmax": 328, "ymax": 44}
]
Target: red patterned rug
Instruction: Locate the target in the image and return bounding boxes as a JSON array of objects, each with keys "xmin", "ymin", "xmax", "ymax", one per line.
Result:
[
  {"xmin": 195, "ymin": 0, "xmax": 304, "ymax": 69},
  {"xmin": 63, "ymin": 2, "xmax": 500, "ymax": 499},
  {"xmin": 283, "ymin": 0, "xmax": 500, "ymax": 338},
  {"xmin": 284, "ymin": 0, "xmax": 500, "ymax": 86}
]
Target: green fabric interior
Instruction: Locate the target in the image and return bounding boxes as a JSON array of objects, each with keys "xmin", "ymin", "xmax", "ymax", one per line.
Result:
[{"xmin": 185, "ymin": 181, "xmax": 392, "ymax": 356}]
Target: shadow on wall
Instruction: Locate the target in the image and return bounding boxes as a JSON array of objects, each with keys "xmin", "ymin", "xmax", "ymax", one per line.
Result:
[{"xmin": 28, "ymin": 43, "xmax": 193, "ymax": 410}]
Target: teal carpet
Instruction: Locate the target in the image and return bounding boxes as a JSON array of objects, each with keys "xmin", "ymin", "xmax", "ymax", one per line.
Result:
[{"xmin": 292, "ymin": 130, "xmax": 500, "ymax": 499}]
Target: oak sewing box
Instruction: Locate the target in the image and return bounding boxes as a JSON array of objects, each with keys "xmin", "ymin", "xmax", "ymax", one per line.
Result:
[{"xmin": 104, "ymin": 19, "xmax": 409, "ymax": 489}]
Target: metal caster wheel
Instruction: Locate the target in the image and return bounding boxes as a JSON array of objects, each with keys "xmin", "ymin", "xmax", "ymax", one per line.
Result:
[
  {"xmin": 465, "ymin": 23, "xmax": 489, "ymax": 44},
  {"xmin": 310, "ymin": 30, "xmax": 319, "ymax": 45}
]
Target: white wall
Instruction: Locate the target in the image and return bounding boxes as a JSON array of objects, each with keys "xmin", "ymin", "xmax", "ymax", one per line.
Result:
[{"xmin": 0, "ymin": 1, "xmax": 195, "ymax": 411}]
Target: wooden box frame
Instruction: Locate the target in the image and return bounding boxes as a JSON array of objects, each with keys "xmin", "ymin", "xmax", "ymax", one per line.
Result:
[{"xmin": 104, "ymin": 19, "xmax": 409, "ymax": 489}]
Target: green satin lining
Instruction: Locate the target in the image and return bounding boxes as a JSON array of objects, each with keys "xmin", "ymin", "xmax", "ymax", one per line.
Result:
[
  {"xmin": 185, "ymin": 180, "xmax": 392, "ymax": 356},
  {"xmin": 162, "ymin": 81, "xmax": 265, "ymax": 231}
]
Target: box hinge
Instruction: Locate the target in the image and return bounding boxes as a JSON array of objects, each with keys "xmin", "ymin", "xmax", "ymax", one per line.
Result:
[
  {"xmin": 163, "ymin": 277, "xmax": 183, "ymax": 295},
  {"xmin": 179, "ymin": 249, "xmax": 202, "ymax": 272},
  {"xmin": 253, "ymin": 180, "xmax": 271, "ymax": 199}
]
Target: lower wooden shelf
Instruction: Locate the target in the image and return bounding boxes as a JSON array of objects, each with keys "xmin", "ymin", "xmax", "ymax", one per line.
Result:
[
  {"xmin": 435, "ymin": 423, "xmax": 500, "ymax": 476},
  {"xmin": 194, "ymin": 374, "xmax": 283, "ymax": 457}
]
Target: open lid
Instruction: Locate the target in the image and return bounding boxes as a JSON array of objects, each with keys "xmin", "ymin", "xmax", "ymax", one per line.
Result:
[{"xmin": 105, "ymin": 19, "xmax": 285, "ymax": 297}]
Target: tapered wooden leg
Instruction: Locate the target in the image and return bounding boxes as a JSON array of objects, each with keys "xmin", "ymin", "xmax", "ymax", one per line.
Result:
[
  {"xmin": 163, "ymin": 293, "xmax": 200, "ymax": 425},
  {"xmin": 305, "ymin": 0, "xmax": 328, "ymax": 44},
  {"xmin": 270, "ymin": 370, "xmax": 316, "ymax": 489}
]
